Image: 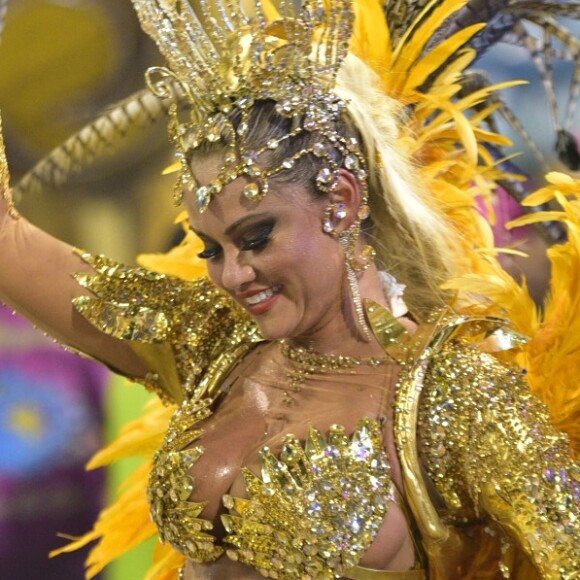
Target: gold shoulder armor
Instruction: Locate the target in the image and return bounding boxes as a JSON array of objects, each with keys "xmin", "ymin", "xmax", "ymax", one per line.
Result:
[{"xmin": 73, "ymin": 251, "xmax": 261, "ymax": 404}]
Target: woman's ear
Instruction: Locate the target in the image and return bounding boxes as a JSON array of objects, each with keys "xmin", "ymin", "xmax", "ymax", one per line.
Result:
[{"xmin": 326, "ymin": 169, "xmax": 361, "ymax": 232}]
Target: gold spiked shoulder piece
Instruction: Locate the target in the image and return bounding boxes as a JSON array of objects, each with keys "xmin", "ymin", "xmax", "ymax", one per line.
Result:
[{"xmin": 73, "ymin": 251, "xmax": 261, "ymax": 404}]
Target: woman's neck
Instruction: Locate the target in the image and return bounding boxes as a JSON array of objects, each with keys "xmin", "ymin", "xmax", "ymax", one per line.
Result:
[{"xmin": 285, "ymin": 266, "xmax": 389, "ymax": 358}]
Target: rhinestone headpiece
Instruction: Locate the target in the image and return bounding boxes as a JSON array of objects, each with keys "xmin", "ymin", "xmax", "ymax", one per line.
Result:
[{"xmin": 131, "ymin": 0, "xmax": 369, "ymax": 213}]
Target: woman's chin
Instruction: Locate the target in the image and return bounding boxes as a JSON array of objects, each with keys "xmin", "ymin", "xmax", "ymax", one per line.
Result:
[{"xmin": 253, "ymin": 314, "xmax": 297, "ymax": 341}]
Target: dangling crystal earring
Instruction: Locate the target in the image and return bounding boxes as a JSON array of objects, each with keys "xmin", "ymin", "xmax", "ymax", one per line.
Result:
[
  {"xmin": 320, "ymin": 165, "xmax": 375, "ymax": 342},
  {"xmin": 339, "ymin": 226, "xmax": 374, "ymax": 342}
]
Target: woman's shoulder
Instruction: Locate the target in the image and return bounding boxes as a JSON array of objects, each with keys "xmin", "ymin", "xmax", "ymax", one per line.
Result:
[
  {"xmin": 368, "ymin": 299, "xmax": 527, "ymax": 375},
  {"xmin": 405, "ymin": 307, "xmax": 533, "ymax": 434}
]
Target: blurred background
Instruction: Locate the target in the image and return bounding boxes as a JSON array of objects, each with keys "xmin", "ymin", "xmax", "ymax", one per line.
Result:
[
  {"xmin": 0, "ymin": 0, "xmax": 180, "ymax": 262},
  {"xmin": 0, "ymin": 1, "xmax": 175, "ymax": 578},
  {"xmin": 0, "ymin": 1, "xmax": 578, "ymax": 579}
]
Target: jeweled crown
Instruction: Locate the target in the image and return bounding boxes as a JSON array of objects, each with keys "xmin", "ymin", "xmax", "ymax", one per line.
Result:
[{"xmin": 132, "ymin": 0, "xmax": 368, "ymax": 211}]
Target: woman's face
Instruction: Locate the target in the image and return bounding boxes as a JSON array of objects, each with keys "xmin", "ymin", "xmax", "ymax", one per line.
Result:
[{"xmin": 185, "ymin": 158, "xmax": 345, "ymax": 342}]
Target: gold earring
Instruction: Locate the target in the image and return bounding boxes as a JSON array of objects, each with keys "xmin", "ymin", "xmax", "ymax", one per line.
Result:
[{"xmin": 339, "ymin": 225, "xmax": 374, "ymax": 342}]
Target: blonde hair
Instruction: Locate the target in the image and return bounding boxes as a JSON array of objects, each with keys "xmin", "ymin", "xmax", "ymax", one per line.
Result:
[{"xmin": 336, "ymin": 54, "xmax": 459, "ymax": 314}]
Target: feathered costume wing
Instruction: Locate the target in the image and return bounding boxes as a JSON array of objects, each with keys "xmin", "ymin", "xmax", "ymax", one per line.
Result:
[{"xmin": 1, "ymin": 0, "xmax": 579, "ymax": 578}]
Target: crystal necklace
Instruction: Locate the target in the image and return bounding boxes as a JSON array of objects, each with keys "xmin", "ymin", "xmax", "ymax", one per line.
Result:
[{"xmin": 278, "ymin": 340, "xmax": 388, "ymax": 405}]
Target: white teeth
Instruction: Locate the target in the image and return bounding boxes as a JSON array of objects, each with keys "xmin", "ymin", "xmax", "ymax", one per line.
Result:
[{"xmin": 246, "ymin": 287, "xmax": 278, "ymax": 305}]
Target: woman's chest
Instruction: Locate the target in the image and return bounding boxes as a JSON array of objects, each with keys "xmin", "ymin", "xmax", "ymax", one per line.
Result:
[
  {"xmin": 176, "ymin": 375, "xmax": 395, "ymax": 519},
  {"xmin": 194, "ymin": 356, "xmax": 404, "ymax": 502},
  {"xmin": 148, "ymin": 352, "xmax": 414, "ymax": 573}
]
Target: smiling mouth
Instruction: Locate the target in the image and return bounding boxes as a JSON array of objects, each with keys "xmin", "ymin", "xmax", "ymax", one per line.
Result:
[{"xmin": 244, "ymin": 285, "xmax": 282, "ymax": 306}]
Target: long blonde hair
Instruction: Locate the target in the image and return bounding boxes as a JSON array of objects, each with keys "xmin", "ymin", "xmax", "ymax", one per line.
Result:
[{"xmin": 336, "ymin": 54, "xmax": 460, "ymax": 313}]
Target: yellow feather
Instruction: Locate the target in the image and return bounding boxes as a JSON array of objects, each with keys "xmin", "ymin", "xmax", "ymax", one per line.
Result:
[
  {"xmin": 521, "ymin": 187, "xmax": 565, "ymax": 206},
  {"xmin": 145, "ymin": 542, "xmax": 185, "ymax": 580},
  {"xmin": 449, "ymin": 107, "xmax": 478, "ymax": 164},
  {"xmin": 350, "ymin": 0, "xmax": 391, "ymax": 71},
  {"xmin": 416, "ymin": 95, "xmax": 479, "ymax": 163},
  {"xmin": 431, "ymin": 49, "xmax": 476, "ymax": 87},
  {"xmin": 478, "ymin": 145, "xmax": 495, "ymax": 167},
  {"xmin": 87, "ymin": 398, "xmax": 173, "ymax": 468},
  {"xmin": 468, "ymin": 101, "xmax": 501, "ymax": 124},
  {"xmin": 507, "ymin": 210, "xmax": 570, "ymax": 228},
  {"xmin": 392, "ymin": 0, "xmax": 467, "ymax": 69},
  {"xmin": 454, "ymin": 79, "xmax": 527, "ymax": 111},
  {"xmin": 52, "ymin": 395, "xmax": 177, "ymax": 576},
  {"xmin": 161, "ymin": 161, "xmax": 181, "ymax": 175},
  {"xmin": 546, "ymin": 171, "xmax": 578, "ymax": 185},
  {"xmin": 447, "ymin": 183, "xmax": 580, "ymax": 455},
  {"xmin": 404, "ymin": 24, "xmax": 484, "ymax": 91},
  {"xmin": 478, "ymin": 247, "xmax": 530, "ymax": 258},
  {"xmin": 443, "ymin": 261, "xmax": 540, "ymax": 336},
  {"xmin": 521, "ymin": 172, "xmax": 580, "ymax": 205},
  {"xmin": 52, "ymin": 462, "xmax": 157, "ymax": 578},
  {"xmin": 137, "ymin": 229, "xmax": 207, "ymax": 281},
  {"xmin": 416, "ymin": 82, "xmax": 462, "ymax": 102}
]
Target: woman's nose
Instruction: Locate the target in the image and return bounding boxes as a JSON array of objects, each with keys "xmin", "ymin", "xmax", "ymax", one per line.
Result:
[{"xmin": 220, "ymin": 251, "xmax": 256, "ymax": 291}]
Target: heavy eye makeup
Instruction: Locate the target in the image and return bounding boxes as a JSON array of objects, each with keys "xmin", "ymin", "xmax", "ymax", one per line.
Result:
[{"xmin": 195, "ymin": 217, "xmax": 276, "ymax": 260}]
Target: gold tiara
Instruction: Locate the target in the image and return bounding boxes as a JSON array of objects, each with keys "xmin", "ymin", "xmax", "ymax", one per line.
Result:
[{"xmin": 132, "ymin": 0, "xmax": 369, "ymax": 213}]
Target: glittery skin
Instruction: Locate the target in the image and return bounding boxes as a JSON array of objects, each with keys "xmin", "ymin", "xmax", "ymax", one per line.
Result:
[{"xmin": 73, "ymin": 257, "xmax": 580, "ymax": 579}]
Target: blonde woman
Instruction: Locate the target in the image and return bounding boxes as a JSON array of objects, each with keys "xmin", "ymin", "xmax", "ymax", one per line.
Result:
[{"xmin": 1, "ymin": 1, "xmax": 579, "ymax": 578}]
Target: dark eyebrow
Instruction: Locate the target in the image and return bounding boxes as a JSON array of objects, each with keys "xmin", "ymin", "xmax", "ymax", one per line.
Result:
[
  {"xmin": 224, "ymin": 212, "xmax": 273, "ymax": 236},
  {"xmin": 191, "ymin": 212, "xmax": 273, "ymax": 240}
]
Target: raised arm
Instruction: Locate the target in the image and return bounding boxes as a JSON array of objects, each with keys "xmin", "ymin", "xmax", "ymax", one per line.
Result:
[{"xmin": 0, "ymin": 119, "xmax": 147, "ymax": 379}]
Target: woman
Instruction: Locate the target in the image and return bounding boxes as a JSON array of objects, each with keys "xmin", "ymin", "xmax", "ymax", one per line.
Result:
[{"xmin": 1, "ymin": 0, "xmax": 579, "ymax": 578}]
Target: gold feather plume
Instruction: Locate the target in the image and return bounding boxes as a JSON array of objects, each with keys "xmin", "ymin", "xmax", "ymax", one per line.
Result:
[
  {"xmin": 444, "ymin": 172, "xmax": 580, "ymax": 455},
  {"xmin": 50, "ymin": 397, "xmax": 186, "ymax": 578},
  {"xmin": 349, "ymin": 6, "xmax": 580, "ymax": 453},
  {"xmin": 136, "ymin": 211, "xmax": 206, "ymax": 280},
  {"xmin": 510, "ymin": 176, "xmax": 580, "ymax": 453},
  {"xmin": 348, "ymin": 0, "xmax": 526, "ymax": 280}
]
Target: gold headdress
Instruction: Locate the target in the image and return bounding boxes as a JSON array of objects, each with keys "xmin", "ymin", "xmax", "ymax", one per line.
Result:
[{"xmin": 134, "ymin": 0, "xmax": 369, "ymax": 215}]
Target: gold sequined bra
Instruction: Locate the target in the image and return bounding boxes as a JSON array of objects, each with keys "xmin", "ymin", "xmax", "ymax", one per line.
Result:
[{"xmin": 149, "ymin": 403, "xmax": 425, "ymax": 579}]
